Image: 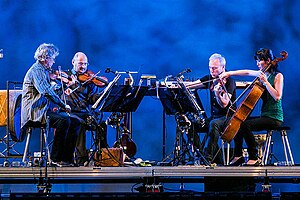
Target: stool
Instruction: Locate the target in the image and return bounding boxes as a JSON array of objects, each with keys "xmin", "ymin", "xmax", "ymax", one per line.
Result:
[
  {"xmin": 22, "ymin": 121, "xmax": 51, "ymax": 166},
  {"xmin": 262, "ymin": 126, "xmax": 294, "ymax": 166}
]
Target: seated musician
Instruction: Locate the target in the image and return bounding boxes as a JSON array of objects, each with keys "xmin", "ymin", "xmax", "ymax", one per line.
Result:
[
  {"xmin": 220, "ymin": 48, "xmax": 284, "ymax": 165},
  {"xmin": 186, "ymin": 53, "xmax": 236, "ymax": 165},
  {"xmin": 21, "ymin": 43, "xmax": 81, "ymax": 167},
  {"xmin": 62, "ymin": 52, "xmax": 109, "ymax": 166}
]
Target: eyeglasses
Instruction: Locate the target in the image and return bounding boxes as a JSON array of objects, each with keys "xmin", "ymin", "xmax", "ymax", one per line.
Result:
[
  {"xmin": 77, "ymin": 62, "xmax": 89, "ymax": 66},
  {"xmin": 209, "ymin": 66, "xmax": 223, "ymax": 70}
]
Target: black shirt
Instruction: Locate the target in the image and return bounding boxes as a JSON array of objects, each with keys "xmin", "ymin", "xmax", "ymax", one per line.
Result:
[
  {"xmin": 200, "ymin": 75, "xmax": 236, "ymax": 118},
  {"xmin": 64, "ymin": 69, "xmax": 104, "ymax": 113}
]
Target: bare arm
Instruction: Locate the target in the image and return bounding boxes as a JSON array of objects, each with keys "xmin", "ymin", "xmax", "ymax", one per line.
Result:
[
  {"xmin": 260, "ymin": 73, "xmax": 283, "ymax": 101},
  {"xmin": 220, "ymin": 70, "xmax": 283, "ymax": 101},
  {"xmin": 220, "ymin": 70, "xmax": 261, "ymax": 78}
]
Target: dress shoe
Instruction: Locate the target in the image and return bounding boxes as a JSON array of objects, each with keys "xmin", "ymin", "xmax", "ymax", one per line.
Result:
[
  {"xmin": 77, "ymin": 157, "xmax": 88, "ymax": 165},
  {"xmin": 229, "ymin": 156, "xmax": 244, "ymax": 166},
  {"xmin": 51, "ymin": 161, "xmax": 74, "ymax": 167},
  {"xmin": 244, "ymin": 159, "xmax": 260, "ymax": 166}
]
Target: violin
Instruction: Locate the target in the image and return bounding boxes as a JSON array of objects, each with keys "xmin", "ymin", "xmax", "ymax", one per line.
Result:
[
  {"xmin": 49, "ymin": 69, "xmax": 74, "ymax": 86},
  {"xmin": 210, "ymin": 76, "xmax": 227, "ymax": 92},
  {"xmin": 77, "ymin": 70, "xmax": 109, "ymax": 87}
]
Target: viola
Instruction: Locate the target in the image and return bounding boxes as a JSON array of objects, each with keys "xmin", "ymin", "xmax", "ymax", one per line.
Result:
[
  {"xmin": 77, "ymin": 70, "xmax": 109, "ymax": 87},
  {"xmin": 221, "ymin": 51, "xmax": 288, "ymax": 143},
  {"xmin": 113, "ymin": 132, "xmax": 137, "ymax": 158},
  {"xmin": 111, "ymin": 112, "xmax": 137, "ymax": 158}
]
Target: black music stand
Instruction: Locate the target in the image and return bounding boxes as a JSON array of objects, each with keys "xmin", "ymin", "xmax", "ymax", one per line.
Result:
[
  {"xmin": 159, "ymin": 87, "xmax": 209, "ymax": 166},
  {"xmin": 95, "ymin": 85, "xmax": 148, "ymax": 162},
  {"xmin": 100, "ymin": 85, "xmax": 148, "ymax": 113},
  {"xmin": 158, "ymin": 87, "xmax": 206, "ymax": 115},
  {"xmin": 101, "ymin": 84, "xmax": 148, "ymax": 142}
]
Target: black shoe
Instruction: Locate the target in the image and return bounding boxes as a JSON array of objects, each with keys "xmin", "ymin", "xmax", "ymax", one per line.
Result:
[
  {"xmin": 77, "ymin": 157, "xmax": 88, "ymax": 165},
  {"xmin": 52, "ymin": 161, "xmax": 73, "ymax": 167},
  {"xmin": 229, "ymin": 156, "xmax": 244, "ymax": 166},
  {"xmin": 61, "ymin": 161, "xmax": 76, "ymax": 167},
  {"xmin": 243, "ymin": 159, "xmax": 261, "ymax": 166},
  {"xmin": 51, "ymin": 161, "xmax": 63, "ymax": 167}
]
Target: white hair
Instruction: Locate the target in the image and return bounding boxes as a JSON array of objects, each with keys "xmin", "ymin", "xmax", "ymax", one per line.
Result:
[
  {"xmin": 34, "ymin": 43, "xmax": 59, "ymax": 61},
  {"xmin": 209, "ymin": 53, "xmax": 226, "ymax": 66}
]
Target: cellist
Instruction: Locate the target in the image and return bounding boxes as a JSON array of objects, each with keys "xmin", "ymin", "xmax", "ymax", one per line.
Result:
[{"xmin": 220, "ymin": 48, "xmax": 284, "ymax": 165}]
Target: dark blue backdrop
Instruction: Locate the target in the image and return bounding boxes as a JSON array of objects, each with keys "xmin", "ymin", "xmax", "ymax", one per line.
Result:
[{"xmin": 0, "ymin": 0, "xmax": 300, "ymax": 192}]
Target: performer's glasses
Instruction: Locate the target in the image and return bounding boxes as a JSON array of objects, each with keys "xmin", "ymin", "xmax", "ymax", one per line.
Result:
[{"xmin": 78, "ymin": 62, "xmax": 89, "ymax": 66}]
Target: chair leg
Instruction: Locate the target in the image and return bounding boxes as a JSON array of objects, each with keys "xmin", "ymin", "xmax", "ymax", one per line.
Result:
[
  {"xmin": 281, "ymin": 130, "xmax": 295, "ymax": 166},
  {"xmin": 222, "ymin": 140, "xmax": 225, "ymax": 165},
  {"xmin": 22, "ymin": 128, "xmax": 32, "ymax": 163},
  {"xmin": 42, "ymin": 128, "xmax": 52, "ymax": 164},
  {"xmin": 226, "ymin": 143, "xmax": 230, "ymax": 165},
  {"xmin": 262, "ymin": 131, "xmax": 272, "ymax": 165},
  {"xmin": 221, "ymin": 140, "xmax": 230, "ymax": 165}
]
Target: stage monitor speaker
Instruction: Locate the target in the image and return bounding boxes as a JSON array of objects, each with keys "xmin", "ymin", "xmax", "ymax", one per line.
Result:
[{"xmin": 94, "ymin": 148, "xmax": 124, "ymax": 167}]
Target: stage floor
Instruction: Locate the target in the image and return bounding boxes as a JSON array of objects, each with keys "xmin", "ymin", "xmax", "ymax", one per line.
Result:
[
  {"xmin": 1, "ymin": 164, "xmax": 300, "ymax": 198},
  {"xmin": 0, "ymin": 165, "xmax": 299, "ymax": 183}
]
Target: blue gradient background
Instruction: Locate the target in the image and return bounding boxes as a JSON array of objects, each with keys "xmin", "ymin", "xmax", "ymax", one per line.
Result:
[{"xmin": 0, "ymin": 0, "xmax": 300, "ymax": 193}]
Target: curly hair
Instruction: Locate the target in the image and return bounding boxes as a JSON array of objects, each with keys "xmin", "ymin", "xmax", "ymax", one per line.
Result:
[{"xmin": 34, "ymin": 43, "xmax": 59, "ymax": 61}]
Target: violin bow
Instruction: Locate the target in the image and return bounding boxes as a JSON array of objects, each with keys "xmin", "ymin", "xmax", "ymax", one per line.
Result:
[{"xmin": 57, "ymin": 66, "xmax": 70, "ymax": 115}]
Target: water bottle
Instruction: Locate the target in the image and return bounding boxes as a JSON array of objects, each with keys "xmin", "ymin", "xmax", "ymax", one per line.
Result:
[
  {"xmin": 274, "ymin": 161, "xmax": 291, "ymax": 166},
  {"xmin": 194, "ymin": 152, "xmax": 201, "ymax": 166},
  {"xmin": 242, "ymin": 149, "xmax": 249, "ymax": 164}
]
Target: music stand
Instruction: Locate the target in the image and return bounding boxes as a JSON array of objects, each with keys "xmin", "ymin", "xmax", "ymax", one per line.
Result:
[
  {"xmin": 158, "ymin": 87, "xmax": 206, "ymax": 115},
  {"xmin": 95, "ymin": 85, "xmax": 148, "ymax": 162},
  {"xmin": 159, "ymin": 87, "xmax": 209, "ymax": 166},
  {"xmin": 100, "ymin": 85, "xmax": 148, "ymax": 113}
]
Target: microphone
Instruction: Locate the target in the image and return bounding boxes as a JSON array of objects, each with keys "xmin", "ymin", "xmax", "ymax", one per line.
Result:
[
  {"xmin": 105, "ymin": 68, "xmax": 111, "ymax": 73},
  {"xmin": 177, "ymin": 68, "xmax": 192, "ymax": 77},
  {"xmin": 105, "ymin": 67, "xmax": 118, "ymax": 75}
]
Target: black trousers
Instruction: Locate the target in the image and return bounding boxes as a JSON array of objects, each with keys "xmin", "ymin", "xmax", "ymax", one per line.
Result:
[
  {"xmin": 47, "ymin": 111, "xmax": 80, "ymax": 163},
  {"xmin": 234, "ymin": 116, "xmax": 282, "ymax": 160},
  {"xmin": 71, "ymin": 112, "xmax": 108, "ymax": 161},
  {"xmin": 204, "ymin": 117, "xmax": 226, "ymax": 163}
]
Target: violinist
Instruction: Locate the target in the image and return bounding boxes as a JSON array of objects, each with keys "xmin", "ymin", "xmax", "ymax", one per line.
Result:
[
  {"xmin": 62, "ymin": 52, "xmax": 108, "ymax": 165},
  {"xmin": 220, "ymin": 48, "xmax": 284, "ymax": 166},
  {"xmin": 21, "ymin": 43, "xmax": 81, "ymax": 167},
  {"xmin": 185, "ymin": 53, "xmax": 236, "ymax": 165}
]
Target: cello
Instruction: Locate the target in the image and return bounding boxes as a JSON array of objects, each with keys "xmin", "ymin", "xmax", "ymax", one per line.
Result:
[{"xmin": 221, "ymin": 50, "xmax": 288, "ymax": 143}]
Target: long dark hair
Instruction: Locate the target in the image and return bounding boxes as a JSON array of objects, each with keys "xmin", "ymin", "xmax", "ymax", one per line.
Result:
[{"xmin": 254, "ymin": 48, "xmax": 279, "ymax": 73}]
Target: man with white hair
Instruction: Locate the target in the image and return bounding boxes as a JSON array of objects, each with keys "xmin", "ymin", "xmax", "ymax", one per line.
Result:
[
  {"xmin": 21, "ymin": 43, "xmax": 80, "ymax": 167},
  {"xmin": 186, "ymin": 53, "xmax": 236, "ymax": 165}
]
